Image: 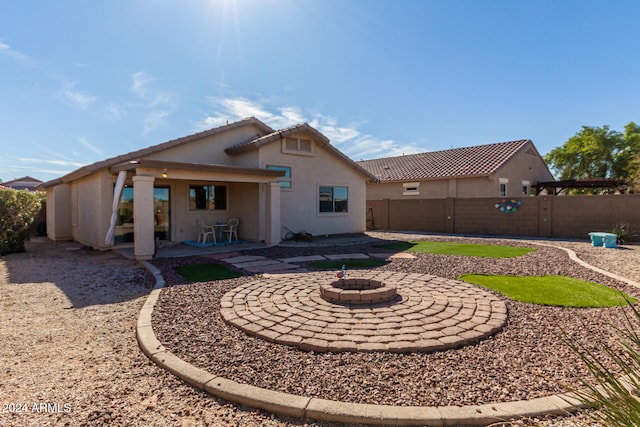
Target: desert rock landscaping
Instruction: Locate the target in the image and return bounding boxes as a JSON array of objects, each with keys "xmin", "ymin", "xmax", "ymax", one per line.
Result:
[{"xmin": 1, "ymin": 233, "xmax": 639, "ymax": 426}]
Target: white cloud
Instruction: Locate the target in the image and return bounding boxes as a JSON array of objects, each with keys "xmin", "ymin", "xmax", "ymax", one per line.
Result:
[
  {"xmin": 0, "ymin": 40, "xmax": 35, "ymax": 67},
  {"xmin": 131, "ymin": 71, "xmax": 171, "ymax": 107},
  {"xmin": 195, "ymin": 96, "xmax": 422, "ymax": 160},
  {"xmin": 143, "ymin": 110, "xmax": 170, "ymax": 135},
  {"xmin": 106, "ymin": 103, "xmax": 127, "ymax": 120},
  {"xmin": 130, "ymin": 72, "xmax": 175, "ymax": 134},
  {"xmin": 220, "ymin": 97, "xmax": 275, "ymax": 122},
  {"xmin": 13, "ymin": 157, "xmax": 86, "ymax": 168},
  {"xmin": 278, "ymin": 106, "xmax": 306, "ymax": 126},
  {"xmin": 60, "ymin": 82, "xmax": 95, "ymax": 109},
  {"xmin": 77, "ymin": 137, "xmax": 104, "ymax": 156}
]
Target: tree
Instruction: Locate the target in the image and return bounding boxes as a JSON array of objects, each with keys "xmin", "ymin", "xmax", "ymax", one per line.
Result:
[
  {"xmin": 0, "ymin": 188, "xmax": 43, "ymax": 255},
  {"xmin": 545, "ymin": 122, "xmax": 640, "ymax": 185}
]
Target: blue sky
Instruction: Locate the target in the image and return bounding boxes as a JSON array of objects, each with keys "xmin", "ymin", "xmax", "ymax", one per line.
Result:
[{"xmin": 1, "ymin": 0, "xmax": 639, "ymax": 183}]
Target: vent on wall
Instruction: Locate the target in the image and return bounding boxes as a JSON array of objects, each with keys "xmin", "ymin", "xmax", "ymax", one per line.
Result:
[{"xmin": 284, "ymin": 137, "xmax": 314, "ymax": 155}]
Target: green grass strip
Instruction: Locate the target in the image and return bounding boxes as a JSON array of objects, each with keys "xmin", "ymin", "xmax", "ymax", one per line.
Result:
[
  {"xmin": 176, "ymin": 263, "xmax": 243, "ymax": 282},
  {"xmin": 460, "ymin": 273, "xmax": 636, "ymax": 308},
  {"xmin": 381, "ymin": 241, "xmax": 535, "ymax": 258},
  {"xmin": 310, "ymin": 259, "xmax": 387, "ymax": 269}
]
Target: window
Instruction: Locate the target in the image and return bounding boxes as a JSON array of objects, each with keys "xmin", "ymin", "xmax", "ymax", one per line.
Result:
[
  {"xmin": 319, "ymin": 186, "xmax": 348, "ymax": 213},
  {"xmin": 403, "ymin": 182, "xmax": 420, "ymax": 196},
  {"xmin": 522, "ymin": 180, "xmax": 530, "ymax": 196},
  {"xmin": 283, "ymin": 137, "xmax": 313, "ymax": 155},
  {"xmin": 189, "ymin": 185, "xmax": 226, "ymax": 210},
  {"xmin": 266, "ymin": 165, "xmax": 292, "ymax": 189},
  {"xmin": 499, "ymin": 178, "xmax": 508, "ymax": 197}
]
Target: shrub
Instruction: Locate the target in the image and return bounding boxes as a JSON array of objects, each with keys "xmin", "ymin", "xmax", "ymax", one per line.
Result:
[
  {"xmin": 0, "ymin": 188, "xmax": 44, "ymax": 255},
  {"xmin": 608, "ymin": 223, "xmax": 638, "ymax": 245},
  {"xmin": 567, "ymin": 301, "xmax": 640, "ymax": 425}
]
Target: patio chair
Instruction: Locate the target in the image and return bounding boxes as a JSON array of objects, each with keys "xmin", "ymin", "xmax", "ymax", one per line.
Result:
[
  {"xmin": 221, "ymin": 217, "xmax": 239, "ymax": 242},
  {"xmin": 196, "ymin": 219, "xmax": 216, "ymax": 245}
]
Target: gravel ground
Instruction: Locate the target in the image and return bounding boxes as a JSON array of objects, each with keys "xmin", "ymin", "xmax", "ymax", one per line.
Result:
[
  {"xmin": 1, "ymin": 233, "xmax": 638, "ymax": 426},
  {"xmin": 0, "ymin": 238, "xmax": 333, "ymax": 427},
  {"xmin": 152, "ymin": 232, "xmax": 640, "ymax": 425}
]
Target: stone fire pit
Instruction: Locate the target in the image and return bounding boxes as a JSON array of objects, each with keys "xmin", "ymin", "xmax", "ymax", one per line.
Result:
[
  {"xmin": 220, "ymin": 271, "xmax": 508, "ymax": 353},
  {"xmin": 320, "ymin": 278, "xmax": 398, "ymax": 305}
]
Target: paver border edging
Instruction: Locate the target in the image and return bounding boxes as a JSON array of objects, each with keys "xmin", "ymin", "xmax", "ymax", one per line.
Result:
[{"xmin": 135, "ymin": 249, "xmax": 612, "ymax": 426}]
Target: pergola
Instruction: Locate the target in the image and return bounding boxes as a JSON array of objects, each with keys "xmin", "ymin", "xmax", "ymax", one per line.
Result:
[{"xmin": 536, "ymin": 179, "xmax": 629, "ymax": 195}]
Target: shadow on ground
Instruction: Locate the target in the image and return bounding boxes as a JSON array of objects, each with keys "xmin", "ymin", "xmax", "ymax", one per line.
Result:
[{"xmin": 0, "ymin": 237, "xmax": 154, "ymax": 309}]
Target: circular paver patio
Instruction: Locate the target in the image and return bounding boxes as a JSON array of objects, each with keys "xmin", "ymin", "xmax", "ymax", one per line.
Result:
[{"xmin": 220, "ymin": 271, "xmax": 507, "ymax": 353}]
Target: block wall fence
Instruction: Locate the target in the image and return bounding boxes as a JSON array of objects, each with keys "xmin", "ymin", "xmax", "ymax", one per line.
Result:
[{"xmin": 366, "ymin": 195, "xmax": 640, "ymax": 241}]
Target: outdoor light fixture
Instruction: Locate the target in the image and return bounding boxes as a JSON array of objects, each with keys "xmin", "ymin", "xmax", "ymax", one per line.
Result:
[{"xmin": 161, "ymin": 169, "xmax": 168, "ymax": 178}]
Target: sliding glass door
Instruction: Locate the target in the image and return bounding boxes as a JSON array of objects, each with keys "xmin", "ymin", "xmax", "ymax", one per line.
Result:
[
  {"xmin": 153, "ymin": 187, "xmax": 170, "ymax": 241},
  {"xmin": 114, "ymin": 185, "xmax": 170, "ymax": 244}
]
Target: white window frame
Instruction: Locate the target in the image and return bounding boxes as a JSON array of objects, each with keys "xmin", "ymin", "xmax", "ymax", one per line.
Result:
[
  {"xmin": 522, "ymin": 180, "xmax": 530, "ymax": 196},
  {"xmin": 318, "ymin": 185, "xmax": 349, "ymax": 214},
  {"xmin": 499, "ymin": 178, "xmax": 509, "ymax": 197},
  {"xmin": 266, "ymin": 165, "xmax": 292, "ymax": 189},
  {"xmin": 403, "ymin": 182, "xmax": 420, "ymax": 196}
]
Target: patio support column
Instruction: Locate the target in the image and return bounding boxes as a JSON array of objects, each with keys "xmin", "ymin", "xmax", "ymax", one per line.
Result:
[
  {"xmin": 264, "ymin": 181, "xmax": 281, "ymax": 245},
  {"xmin": 133, "ymin": 175, "xmax": 155, "ymax": 260}
]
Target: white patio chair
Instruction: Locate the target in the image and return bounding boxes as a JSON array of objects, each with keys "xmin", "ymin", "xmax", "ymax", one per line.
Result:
[
  {"xmin": 221, "ymin": 217, "xmax": 239, "ymax": 242},
  {"xmin": 196, "ymin": 219, "xmax": 216, "ymax": 245}
]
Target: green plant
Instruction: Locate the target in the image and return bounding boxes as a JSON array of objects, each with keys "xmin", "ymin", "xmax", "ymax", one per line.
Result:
[
  {"xmin": 176, "ymin": 263, "xmax": 242, "ymax": 282},
  {"xmin": 0, "ymin": 188, "xmax": 44, "ymax": 255},
  {"xmin": 608, "ymin": 223, "xmax": 638, "ymax": 245},
  {"xmin": 380, "ymin": 241, "xmax": 535, "ymax": 258},
  {"xmin": 566, "ymin": 300, "xmax": 640, "ymax": 425},
  {"xmin": 460, "ymin": 274, "xmax": 636, "ymax": 308}
]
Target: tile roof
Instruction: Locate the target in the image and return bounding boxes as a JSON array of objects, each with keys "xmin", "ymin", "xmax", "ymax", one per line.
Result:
[
  {"xmin": 39, "ymin": 117, "xmax": 275, "ymax": 188},
  {"xmin": 357, "ymin": 140, "xmax": 532, "ymax": 182}
]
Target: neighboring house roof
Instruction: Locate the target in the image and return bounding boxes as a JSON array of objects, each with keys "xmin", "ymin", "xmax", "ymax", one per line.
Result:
[
  {"xmin": 39, "ymin": 117, "xmax": 276, "ymax": 189},
  {"xmin": 2, "ymin": 176, "xmax": 43, "ymax": 191},
  {"xmin": 358, "ymin": 140, "xmax": 537, "ymax": 182},
  {"xmin": 225, "ymin": 122, "xmax": 378, "ymax": 181}
]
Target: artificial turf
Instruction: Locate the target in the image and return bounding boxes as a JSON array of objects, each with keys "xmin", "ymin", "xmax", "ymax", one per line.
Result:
[
  {"xmin": 176, "ymin": 263, "xmax": 243, "ymax": 282},
  {"xmin": 381, "ymin": 241, "xmax": 535, "ymax": 258},
  {"xmin": 460, "ymin": 273, "xmax": 636, "ymax": 307}
]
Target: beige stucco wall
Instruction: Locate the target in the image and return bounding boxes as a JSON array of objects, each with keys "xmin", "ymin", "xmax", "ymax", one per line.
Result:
[
  {"xmin": 46, "ymin": 184, "xmax": 72, "ymax": 241},
  {"xmin": 489, "ymin": 143, "xmax": 555, "ymax": 197},
  {"xmin": 146, "ymin": 123, "xmax": 266, "ymax": 166},
  {"xmin": 254, "ymin": 132, "xmax": 368, "ymax": 237},
  {"xmin": 456, "ymin": 177, "xmax": 495, "ymax": 198},
  {"xmin": 70, "ymin": 170, "xmax": 113, "ymax": 249}
]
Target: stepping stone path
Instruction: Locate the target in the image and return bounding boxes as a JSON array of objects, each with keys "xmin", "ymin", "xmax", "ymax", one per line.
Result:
[
  {"xmin": 217, "ymin": 252, "xmax": 417, "ymax": 275},
  {"xmin": 220, "ymin": 270, "xmax": 507, "ymax": 353}
]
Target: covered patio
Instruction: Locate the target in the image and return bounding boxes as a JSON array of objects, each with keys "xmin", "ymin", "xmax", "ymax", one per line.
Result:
[{"xmin": 107, "ymin": 159, "xmax": 285, "ymax": 260}]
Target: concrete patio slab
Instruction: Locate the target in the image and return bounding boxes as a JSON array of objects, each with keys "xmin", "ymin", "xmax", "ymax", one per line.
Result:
[{"xmin": 223, "ymin": 255, "xmax": 267, "ymax": 264}]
